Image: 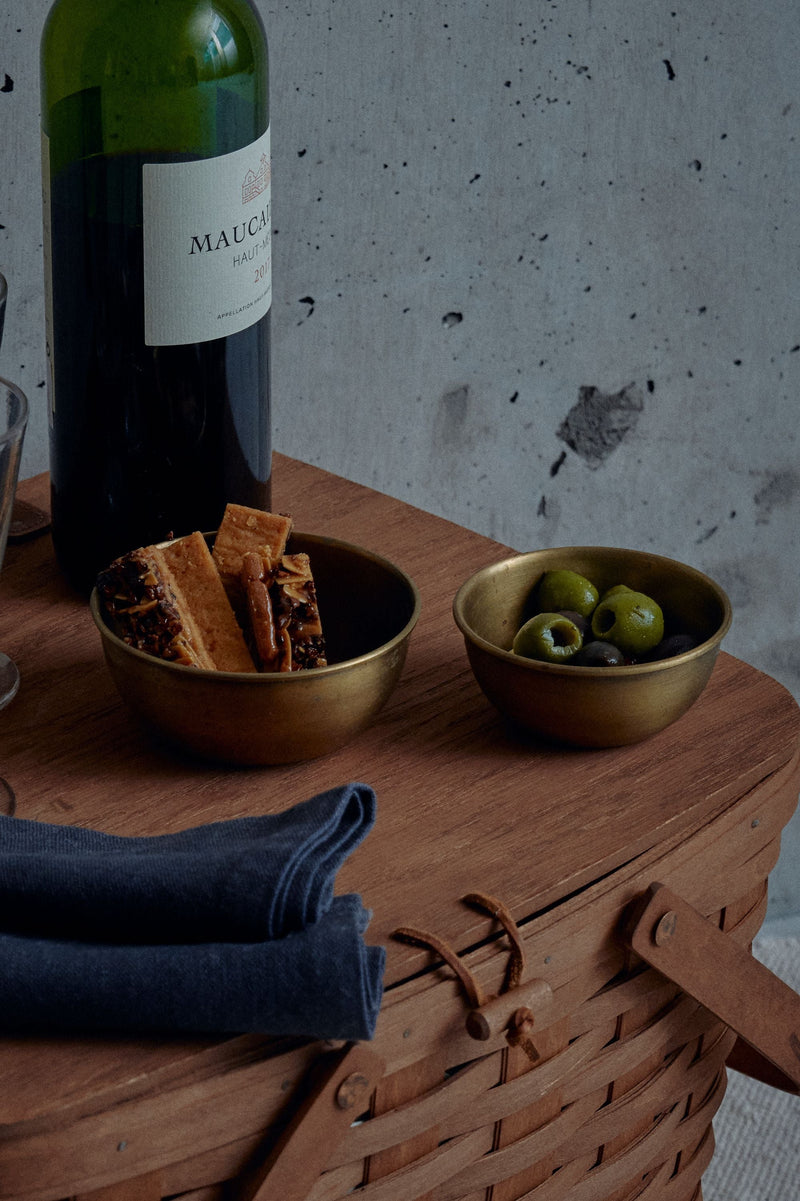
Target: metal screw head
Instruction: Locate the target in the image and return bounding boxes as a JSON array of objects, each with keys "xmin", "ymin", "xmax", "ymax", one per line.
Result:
[{"xmin": 654, "ymin": 910, "xmax": 678, "ymax": 946}]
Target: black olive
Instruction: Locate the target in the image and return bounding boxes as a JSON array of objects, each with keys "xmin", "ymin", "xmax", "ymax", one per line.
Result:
[
  {"xmin": 647, "ymin": 633, "xmax": 699, "ymax": 661},
  {"xmin": 573, "ymin": 639, "xmax": 625, "ymax": 667},
  {"xmin": 557, "ymin": 609, "xmax": 590, "ymax": 636}
]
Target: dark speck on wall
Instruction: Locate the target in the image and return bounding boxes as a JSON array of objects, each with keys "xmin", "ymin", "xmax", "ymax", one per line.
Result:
[
  {"xmin": 297, "ymin": 296, "xmax": 315, "ymax": 323},
  {"xmin": 663, "ymin": 59, "xmax": 676, "ymax": 80},
  {"xmin": 437, "ymin": 385, "xmax": 471, "ymax": 443},
  {"xmin": 695, "ymin": 524, "xmax": 718, "ymax": 545},
  {"xmin": 442, "ymin": 311, "xmax": 463, "ymax": 328},
  {"xmin": 550, "ymin": 450, "xmax": 567, "ymax": 477},
  {"xmin": 754, "ymin": 468, "xmax": 800, "ymax": 525},
  {"xmin": 1, "ymin": 75, "xmax": 14, "ymax": 93},
  {"xmin": 557, "ymin": 383, "xmax": 645, "ymax": 469}
]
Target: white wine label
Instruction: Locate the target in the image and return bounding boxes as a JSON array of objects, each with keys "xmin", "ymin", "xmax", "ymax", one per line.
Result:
[{"xmin": 143, "ymin": 128, "xmax": 271, "ymax": 346}]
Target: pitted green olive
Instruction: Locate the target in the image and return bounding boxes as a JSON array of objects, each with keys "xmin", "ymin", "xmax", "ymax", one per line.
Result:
[
  {"xmin": 591, "ymin": 590, "xmax": 664, "ymax": 656},
  {"xmin": 512, "ymin": 612, "xmax": 584, "ymax": 663}
]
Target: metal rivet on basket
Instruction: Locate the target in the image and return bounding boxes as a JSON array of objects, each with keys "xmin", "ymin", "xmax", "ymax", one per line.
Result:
[
  {"xmin": 336, "ymin": 1072, "xmax": 371, "ymax": 1111},
  {"xmin": 653, "ymin": 910, "xmax": 679, "ymax": 946}
]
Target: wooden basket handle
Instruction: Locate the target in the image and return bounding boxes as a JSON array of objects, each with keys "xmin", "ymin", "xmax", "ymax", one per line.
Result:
[
  {"xmin": 235, "ymin": 1040, "xmax": 385, "ymax": 1201},
  {"xmin": 623, "ymin": 882, "xmax": 800, "ymax": 1095}
]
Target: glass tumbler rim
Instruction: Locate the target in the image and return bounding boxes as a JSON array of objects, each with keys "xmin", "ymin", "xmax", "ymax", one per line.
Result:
[{"xmin": 0, "ymin": 375, "xmax": 29, "ymax": 445}]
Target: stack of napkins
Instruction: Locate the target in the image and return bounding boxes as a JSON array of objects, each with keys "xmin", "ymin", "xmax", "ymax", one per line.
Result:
[{"xmin": 0, "ymin": 783, "xmax": 384, "ymax": 1041}]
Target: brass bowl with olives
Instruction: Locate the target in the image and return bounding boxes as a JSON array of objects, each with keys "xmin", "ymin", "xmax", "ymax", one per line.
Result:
[{"xmin": 453, "ymin": 546, "xmax": 732, "ymax": 748}]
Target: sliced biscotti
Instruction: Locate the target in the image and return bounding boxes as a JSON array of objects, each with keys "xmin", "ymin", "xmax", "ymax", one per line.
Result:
[
  {"xmin": 97, "ymin": 531, "xmax": 256, "ymax": 672},
  {"xmin": 213, "ymin": 502, "xmax": 327, "ymax": 672},
  {"xmin": 97, "ymin": 506, "xmax": 328, "ymax": 675},
  {"xmin": 212, "ymin": 503, "xmax": 293, "ymax": 616},
  {"xmin": 270, "ymin": 552, "xmax": 328, "ymax": 671},
  {"xmin": 241, "ymin": 549, "xmax": 328, "ymax": 671}
]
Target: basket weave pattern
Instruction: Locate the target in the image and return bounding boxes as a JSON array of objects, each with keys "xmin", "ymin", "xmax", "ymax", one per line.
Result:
[
  {"xmin": 3, "ymin": 760, "xmax": 795, "ymax": 1201},
  {"xmin": 309, "ymin": 887, "xmax": 763, "ymax": 1201}
]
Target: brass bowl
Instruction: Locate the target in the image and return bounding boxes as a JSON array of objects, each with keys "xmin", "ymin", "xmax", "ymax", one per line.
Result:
[
  {"xmin": 453, "ymin": 546, "xmax": 732, "ymax": 748},
  {"xmin": 91, "ymin": 532, "xmax": 420, "ymax": 765}
]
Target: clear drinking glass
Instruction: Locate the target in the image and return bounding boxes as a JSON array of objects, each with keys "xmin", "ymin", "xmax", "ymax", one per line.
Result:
[
  {"xmin": 1, "ymin": 271, "xmax": 29, "ymax": 709},
  {"xmin": 0, "ymin": 379, "xmax": 28, "ymax": 708}
]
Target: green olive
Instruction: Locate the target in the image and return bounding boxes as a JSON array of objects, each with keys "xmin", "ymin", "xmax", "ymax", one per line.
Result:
[
  {"xmin": 512, "ymin": 612, "xmax": 584, "ymax": 663},
  {"xmin": 591, "ymin": 590, "xmax": 664, "ymax": 656},
  {"xmin": 536, "ymin": 570, "xmax": 599, "ymax": 619},
  {"xmin": 600, "ymin": 583, "xmax": 633, "ymax": 601}
]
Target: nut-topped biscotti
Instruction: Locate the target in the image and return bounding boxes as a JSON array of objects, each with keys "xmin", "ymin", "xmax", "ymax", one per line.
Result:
[
  {"xmin": 96, "ymin": 530, "xmax": 256, "ymax": 672},
  {"xmin": 219, "ymin": 504, "xmax": 327, "ymax": 672},
  {"xmin": 248, "ymin": 551, "xmax": 328, "ymax": 672},
  {"xmin": 97, "ymin": 507, "xmax": 327, "ymax": 675}
]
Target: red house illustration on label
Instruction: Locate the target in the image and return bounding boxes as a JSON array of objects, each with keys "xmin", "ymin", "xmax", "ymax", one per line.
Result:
[{"xmin": 242, "ymin": 154, "xmax": 271, "ymax": 204}]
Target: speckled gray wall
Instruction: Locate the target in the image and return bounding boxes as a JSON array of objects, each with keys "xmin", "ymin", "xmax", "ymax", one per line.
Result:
[{"xmin": 1, "ymin": 1, "xmax": 799, "ymax": 917}]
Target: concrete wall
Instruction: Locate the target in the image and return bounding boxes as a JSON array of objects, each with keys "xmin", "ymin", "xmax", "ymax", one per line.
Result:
[{"xmin": 2, "ymin": 1, "xmax": 798, "ymax": 920}]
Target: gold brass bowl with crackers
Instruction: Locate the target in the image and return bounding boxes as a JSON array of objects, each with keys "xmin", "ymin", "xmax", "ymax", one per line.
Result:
[{"xmin": 91, "ymin": 505, "xmax": 421, "ymax": 765}]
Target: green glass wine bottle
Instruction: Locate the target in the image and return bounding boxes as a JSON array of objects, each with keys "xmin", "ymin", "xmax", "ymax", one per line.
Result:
[{"xmin": 41, "ymin": 0, "xmax": 271, "ymax": 592}]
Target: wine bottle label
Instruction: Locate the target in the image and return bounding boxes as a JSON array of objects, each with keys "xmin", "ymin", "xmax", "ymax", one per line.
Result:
[{"xmin": 142, "ymin": 128, "xmax": 271, "ymax": 346}]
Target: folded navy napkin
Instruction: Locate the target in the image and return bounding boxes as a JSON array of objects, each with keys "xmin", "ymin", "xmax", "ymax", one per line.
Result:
[
  {"xmin": 1, "ymin": 895, "xmax": 384, "ymax": 1040},
  {"xmin": 0, "ymin": 784, "xmax": 385, "ymax": 1040},
  {"xmin": 0, "ymin": 783, "xmax": 376, "ymax": 943}
]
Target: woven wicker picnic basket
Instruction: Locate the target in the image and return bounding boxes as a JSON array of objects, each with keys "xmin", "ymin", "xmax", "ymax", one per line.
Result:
[{"xmin": 2, "ymin": 747, "xmax": 799, "ymax": 1201}]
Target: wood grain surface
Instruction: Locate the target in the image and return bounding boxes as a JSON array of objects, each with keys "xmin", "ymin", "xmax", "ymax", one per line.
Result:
[{"xmin": 1, "ymin": 456, "xmax": 799, "ymax": 1142}]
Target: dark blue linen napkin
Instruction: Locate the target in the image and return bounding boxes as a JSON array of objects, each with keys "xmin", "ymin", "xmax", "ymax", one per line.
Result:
[
  {"xmin": 0, "ymin": 895, "xmax": 384, "ymax": 1040},
  {"xmin": 0, "ymin": 783, "xmax": 385, "ymax": 1040},
  {"xmin": 0, "ymin": 783, "xmax": 376, "ymax": 943}
]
